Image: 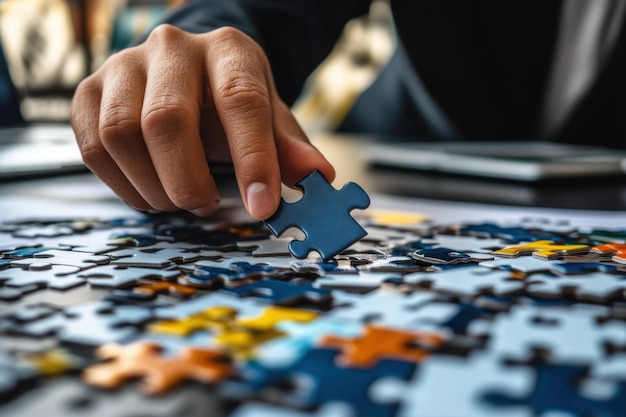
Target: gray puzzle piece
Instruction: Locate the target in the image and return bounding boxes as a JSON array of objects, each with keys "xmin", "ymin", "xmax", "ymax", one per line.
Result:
[
  {"xmin": 479, "ymin": 256, "xmax": 555, "ymax": 275},
  {"xmin": 403, "ymin": 266, "xmax": 524, "ymax": 297},
  {"xmin": 468, "ymin": 304, "xmax": 626, "ymax": 363},
  {"xmin": 371, "ymin": 351, "xmax": 532, "ymax": 417},
  {"xmin": 18, "ymin": 301, "xmax": 152, "ymax": 347},
  {"xmin": 0, "ymin": 265, "xmax": 85, "ymax": 290},
  {"xmin": 1, "ymin": 376, "xmax": 224, "ymax": 417},
  {"xmin": 108, "ymin": 248, "xmax": 201, "ymax": 268},
  {"xmin": 327, "ymin": 289, "xmax": 438, "ymax": 329},
  {"xmin": 236, "ymin": 237, "xmax": 292, "ymax": 257},
  {"xmin": 78, "ymin": 265, "xmax": 180, "ymax": 288},
  {"xmin": 527, "ymin": 272, "xmax": 626, "ymax": 303}
]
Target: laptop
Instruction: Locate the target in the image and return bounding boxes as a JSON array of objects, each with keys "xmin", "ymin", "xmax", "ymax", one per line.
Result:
[
  {"xmin": 0, "ymin": 123, "xmax": 86, "ymax": 180},
  {"xmin": 0, "ymin": 40, "xmax": 86, "ymax": 180},
  {"xmin": 362, "ymin": 140, "xmax": 626, "ymax": 182}
]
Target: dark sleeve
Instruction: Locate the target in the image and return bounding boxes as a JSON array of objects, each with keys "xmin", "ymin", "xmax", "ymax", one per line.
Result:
[{"xmin": 157, "ymin": 0, "xmax": 372, "ymax": 105}]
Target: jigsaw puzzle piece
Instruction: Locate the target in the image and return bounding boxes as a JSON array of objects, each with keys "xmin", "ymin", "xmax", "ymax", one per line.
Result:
[
  {"xmin": 591, "ymin": 243, "xmax": 626, "ymax": 264},
  {"xmin": 468, "ymin": 304, "xmax": 626, "ymax": 363},
  {"xmin": 223, "ymin": 347, "xmax": 415, "ymax": 417},
  {"xmin": 0, "ymin": 264, "xmax": 85, "ymax": 290},
  {"xmin": 236, "ymin": 237, "xmax": 292, "ymax": 257},
  {"xmin": 108, "ymin": 247, "xmax": 201, "ymax": 268},
  {"xmin": 1, "ymin": 376, "xmax": 222, "ymax": 417},
  {"xmin": 420, "ymin": 234, "xmax": 504, "ymax": 254},
  {"xmin": 460, "ymin": 222, "xmax": 563, "ymax": 243},
  {"xmin": 482, "ymin": 359, "xmax": 626, "ymax": 417},
  {"xmin": 403, "ymin": 266, "xmax": 524, "ymax": 298},
  {"xmin": 217, "ymin": 306, "xmax": 319, "ymax": 359},
  {"xmin": 28, "ymin": 249, "xmax": 110, "ymax": 270},
  {"xmin": 327, "ymin": 289, "xmax": 437, "ymax": 329},
  {"xmin": 493, "ymin": 240, "xmax": 589, "ymax": 259},
  {"xmin": 549, "ymin": 262, "xmax": 619, "ymax": 275},
  {"xmin": 78, "ymin": 265, "xmax": 180, "ymax": 288},
  {"xmin": 18, "ymin": 301, "xmax": 152, "ymax": 347},
  {"xmin": 313, "ymin": 271, "xmax": 399, "ymax": 290},
  {"xmin": 83, "ymin": 340, "xmax": 233, "ymax": 394},
  {"xmin": 527, "ymin": 272, "xmax": 626, "ymax": 303},
  {"xmin": 479, "ymin": 256, "xmax": 556, "ymax": 275},
  {"xmin": 0, "ymin": 352, "xmax": 38, "ymax": 404},
  {"xmin": 264, "ymin": 170, "xmax": 370, "ymax": 261},
  {"xmin": 221, "ymin": 278, "xmax": 332, "ymax": 306},
  {"xmin": 155, "ymin": 292, "xmax": 265, "ymax": 320},
  {"xmin": 370, "ymin": 351, "xmax": 533, "ymax": 417},
  {"xmin": 411, "ymin": 247, "xmax": 492, "ymax": 264},
  {"xmin": 320, "ymin": 325, "xmax": 445, "ymax": 367},
  {"xmin": 0, "ymin": 284, "xmax": 39, "ymax": 301},
  {"xmin": 133, "ymin": 280, "xmax": 197, "ymax": 298}
]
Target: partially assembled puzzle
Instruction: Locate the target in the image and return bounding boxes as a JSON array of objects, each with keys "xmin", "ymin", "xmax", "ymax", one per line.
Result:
[{"xmin": 2, "ymin": 172, "xmax": 626, "ymax": 417}]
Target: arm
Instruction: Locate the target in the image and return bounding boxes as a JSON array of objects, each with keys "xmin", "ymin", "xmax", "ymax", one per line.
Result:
[{"xmin": 70, "ymin": 0, "xmax": 370, "ymax": 220}]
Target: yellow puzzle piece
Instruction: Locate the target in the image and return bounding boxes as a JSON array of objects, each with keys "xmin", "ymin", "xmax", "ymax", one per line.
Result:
[{"xmin": 493, "ymin": 240, "xmax": 589, "ymax": 259}]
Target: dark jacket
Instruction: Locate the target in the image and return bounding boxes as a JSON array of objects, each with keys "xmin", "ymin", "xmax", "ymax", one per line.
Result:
[{"xmin": 159, "ymin": 0, "xmax": 626, "ymax": 147}]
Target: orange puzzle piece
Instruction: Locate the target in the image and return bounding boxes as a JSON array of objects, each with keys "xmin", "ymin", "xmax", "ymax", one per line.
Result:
[
  {"xmin": 320, "ymin": 325, "xmax": 445, "ymax": 367},
  {"xmin": 133, "ymin": 281, "xmax": 197, "ymax": 297},
  {"xmin": 83, "ymin": 341, "xmax": 233, "ymax": 394},
  {"xmin": 591, "ymin": 243, "xmax": 626, "ymax": 263}
]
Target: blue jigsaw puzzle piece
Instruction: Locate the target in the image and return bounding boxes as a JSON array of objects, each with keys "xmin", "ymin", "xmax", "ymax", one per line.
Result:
[
  {"xmin": 460, "ymin": 223, "xmax": 572, "ymax": 243},
  {"xmin": 221, "ymin": 278, "xmax": 332, "ymax": 306},
  {"xmin": 482, "ymin": 361, "xmax": 626, "ymax": 417},
  {"xmin": 224, "ymin": 347, "xmax": 415, "ymax": 417},
  {"xmin": 264, "ymin": 170, "xmax": 370, "ymax": 261},
  {"xmin": 550, "ymin": 262, "xmax": 619, "ymax": 275}
]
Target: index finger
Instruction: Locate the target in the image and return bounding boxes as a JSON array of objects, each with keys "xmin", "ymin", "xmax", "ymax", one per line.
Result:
[{"xmin": 205, "ymin": 28, "xmax": 281, "ymax": 221}]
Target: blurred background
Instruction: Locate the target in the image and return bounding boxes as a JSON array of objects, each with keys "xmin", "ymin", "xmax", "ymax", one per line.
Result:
[{"xmin": 0, "ymin": 0, "xmax": 394, "ymax": 130}]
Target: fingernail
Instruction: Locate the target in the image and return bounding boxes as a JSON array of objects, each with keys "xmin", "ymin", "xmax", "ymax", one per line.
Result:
[
  {"xmin": 190, "ymin": 200, "xmax": 220, "ymax": 217},
  {"xmin": 247, "ymin": 182, "xmax": 275, "ymax": 219}
]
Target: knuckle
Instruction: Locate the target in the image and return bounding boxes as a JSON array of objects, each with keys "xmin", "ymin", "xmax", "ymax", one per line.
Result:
[
  {"xmin": 210, "ymin": 26, "xmax": 252, "ymax": 45},
  {"xmin": 146, "ymin": 23, "xmax": 185, "ymax": 45},
  {"xmin": 141, "ymin": 102, "xmax": 193, "ymax": 138},
  {"xmin": 78, "ymin": 139, "xmax": 107, "ymax": 169},
  {"xmin": 216, "ymin": 77, "xmax": 270, "ymax": 114},
  {"xmin": 99, "ymin": 110, "xmax": 140, "ymax": 145}
]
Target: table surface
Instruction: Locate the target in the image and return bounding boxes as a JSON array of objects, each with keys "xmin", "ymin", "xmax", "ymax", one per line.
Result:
[{"xmin": 3, "ymin": 132, "xmax": 626, "ymax": 417}]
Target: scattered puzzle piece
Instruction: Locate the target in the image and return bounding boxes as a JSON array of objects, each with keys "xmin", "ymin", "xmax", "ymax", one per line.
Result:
[
  {"xmin": 320, "ymin": 325, "xmax": 445, "ymax": 367},
  {"xmin": 493, "ymin": 240, "xmax": 589, "ymax": 259},
  {"xmin": 83, "ymin": 340, "xmax": 233, "ymax": 394}
]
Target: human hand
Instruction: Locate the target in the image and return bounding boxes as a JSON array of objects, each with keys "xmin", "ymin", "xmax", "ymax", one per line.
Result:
[{"xmin": 71, "ymin": 24, "xmax": 335, "ymax": 220}]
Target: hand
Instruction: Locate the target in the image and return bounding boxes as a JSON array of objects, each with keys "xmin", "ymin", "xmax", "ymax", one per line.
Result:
[{"xmin": 71, "ymin": 24, "xmax": 335, "ymax": 220}]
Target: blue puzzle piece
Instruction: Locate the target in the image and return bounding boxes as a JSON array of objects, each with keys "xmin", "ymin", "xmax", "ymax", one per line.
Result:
[
  {"xmin": 221, "ymin": 278, "xmax": 332, "ymax": 306},
  {"xmin": 182, "ymin": 262, "xmax": 281, "ymax": 288},
  {"xmin": 264, "ymin": 170, "xmax": 370, "ymax": 261},
  {"xmin": 223, "ymin": 347, "xmax": 415, "ymax": 417},
  {"xmin": 482, "ymin": 361, "xmax": 626, "ymax": 417},
  {"xmin": 460, "ymin": 223, "xmax": 571, "ymax": 243},
  {"xmin": 550, "ymin": 262, "xmax": 619, "ymax": 275}
]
